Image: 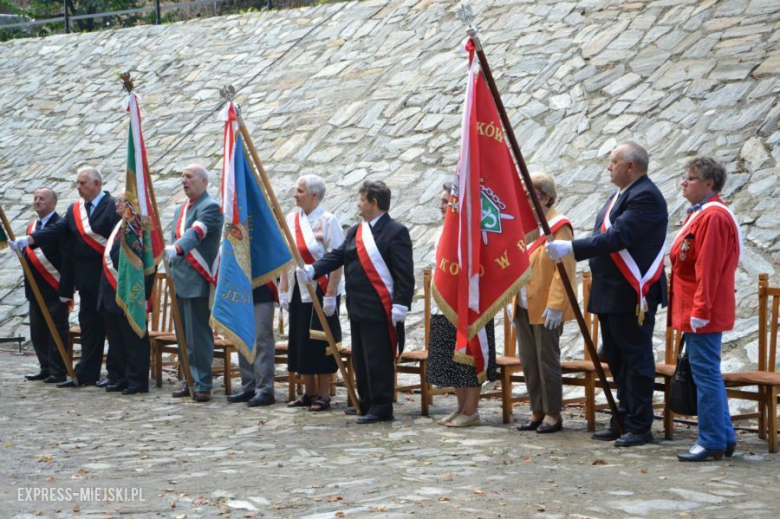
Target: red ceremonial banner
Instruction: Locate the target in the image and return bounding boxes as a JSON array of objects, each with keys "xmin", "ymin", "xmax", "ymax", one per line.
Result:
[{"xmin": 432, "ymin": 38, "xmax": 536, "ymax": 378}]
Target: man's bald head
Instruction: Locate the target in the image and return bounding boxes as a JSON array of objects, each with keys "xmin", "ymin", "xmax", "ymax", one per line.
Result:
[{"xmin": 181, "ymin": 164, "xmax": 209, "ymax": 201}]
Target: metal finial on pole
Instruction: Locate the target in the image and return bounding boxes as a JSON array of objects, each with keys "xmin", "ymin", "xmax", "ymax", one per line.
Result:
[
  {"xmin": 456, "ymin": 3, "xmax": 476, "ymax": 32},
  {"xmin": 120, "ymin": 72, "xmax": 134, "ymax": 94},
  {"xmin": 219, "ymin": 85, "xmax": 236, "ymax": 102}
]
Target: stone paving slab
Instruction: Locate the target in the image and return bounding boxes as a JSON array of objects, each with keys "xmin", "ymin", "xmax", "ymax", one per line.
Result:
[{"xmin": 2, "ymin": 351, "xmax": 780, "ymax": 519}]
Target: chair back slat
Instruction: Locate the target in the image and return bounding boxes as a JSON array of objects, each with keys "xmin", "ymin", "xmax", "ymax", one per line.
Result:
[
  {"xmin": 503, "ymin": 297, "xmax": 517, "ymax": 358},
  {"xmin": 770, "ymin": 294, "xmax": 779, "ymax": 372},
  {"xmin": 149, "ymin": 273, "xmax": 174, "ymax": 334},
  {"xmin": 759, "ymin": 273, "xmax": 768, "ymax": 372}
]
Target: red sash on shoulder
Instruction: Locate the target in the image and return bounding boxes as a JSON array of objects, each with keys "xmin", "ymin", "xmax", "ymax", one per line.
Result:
[
  {"xmin": 528, "ymin": 215, "xmax": 572, "ymax": 256},
  {"xmin": 294, "ymin": 210, "xmax": 329, "ymax": 295},
  {"xmin": 355, "ymin": 221, "xmax": 399, "ymax": 357},
  {"xmin": 602, "ymin": 191, "xmax": 665, "ymax": 324},
  {"xmin": 102, "ymin": 222, "xmax": 122, "ymax": 290},
  {"xmin": 175, "ymin": 201, "xmax": 217, "ymax": 286},
  {"xmin": 25, "ymin": 220, "xmax": 60, "ymax": 291},
  {"xmin": 73, "ymin": 201, "xmax": 107, "ymax": 254}
]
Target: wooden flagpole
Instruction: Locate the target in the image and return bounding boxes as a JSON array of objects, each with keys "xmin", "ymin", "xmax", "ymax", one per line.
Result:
[
  {"xmin": 121, "ymin": 74, "xmax": 195, "ymax": 398},
  {"xmin": 229, "ymin": 98, "xmax": 361, "ymax": 414},
  {"xmin": 459, "ymin": 9, "xmax": 623, "ymax": 434},
  {"xmin": 0, "ymin": 204, "xmax": 78, "ymax": 384}
]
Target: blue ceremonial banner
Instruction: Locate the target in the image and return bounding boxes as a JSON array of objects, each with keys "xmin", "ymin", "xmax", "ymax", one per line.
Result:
[{"xmin": 210, "ymin": 133, "xmax": 293, "ymax": 362}]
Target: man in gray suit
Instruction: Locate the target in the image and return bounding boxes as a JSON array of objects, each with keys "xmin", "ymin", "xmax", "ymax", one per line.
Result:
[{"xmin": 166, "ymin": 164, "xmax": 223, "ymax": 403}]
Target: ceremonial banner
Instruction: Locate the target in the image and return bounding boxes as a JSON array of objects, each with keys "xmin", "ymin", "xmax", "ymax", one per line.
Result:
[
  {"xmin": 0, "ymin": 223, "xmax": 7, "ymax": 250},
  {"xmin": 210, "ymin": 102, "xmax": 293, "ymax": 362},
  {"xmin": 116, "ymin": 93, "xmax": 164, "ymax": 337},
  {"xmin": 433, "ymin": 38, "xmax": 536, "ymax": 378}
]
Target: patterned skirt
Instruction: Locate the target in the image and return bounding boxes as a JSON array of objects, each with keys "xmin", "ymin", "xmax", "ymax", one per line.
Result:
[{"xmin": 426, "ymin": 315, "xmax": 497, "ymax": 387}]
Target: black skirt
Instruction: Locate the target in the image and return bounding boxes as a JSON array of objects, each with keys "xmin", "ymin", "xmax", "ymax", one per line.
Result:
[
  {"xmin": 287, "ymin": 283, "xmax": 342, "ymax": 375},
  {"xmin": 426, "ymin": 315, "xmax": 497, "ymax": 387}
]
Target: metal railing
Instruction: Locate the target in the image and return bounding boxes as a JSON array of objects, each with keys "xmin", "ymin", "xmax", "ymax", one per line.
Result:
[{"xmin": 0, "ymin": 0, "xmax": 239, "ymax": 33}]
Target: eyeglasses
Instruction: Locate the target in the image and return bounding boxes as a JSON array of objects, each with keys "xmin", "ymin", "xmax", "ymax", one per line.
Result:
[{"xmin": 681, "ymin": 175, "xmax": 702, "ymax": 183}]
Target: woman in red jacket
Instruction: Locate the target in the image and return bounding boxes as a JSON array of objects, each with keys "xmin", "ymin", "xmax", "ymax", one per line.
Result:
[{"xmin": 670, "ymin": 157, "xmax": 742, "ymax": 462}]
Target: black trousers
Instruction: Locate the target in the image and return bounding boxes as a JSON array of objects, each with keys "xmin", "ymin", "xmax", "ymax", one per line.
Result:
[
  {"xmin": 104, "ymin": 312, "xmax": 151, "ymax": 390},
  {"xmin": 28, "ymin": 297, "xmax": 70, "ymax": 377},
  {"xmin": 73, "ymin": 287, "xmax": 107, "ymax": 384},
  {"xmin": 599, "ymin": 311, "xmax": 657, "ymax": 434},
  {"xmin": 350, "ymin": 317, "xmax": 394, "ymax": 418}
]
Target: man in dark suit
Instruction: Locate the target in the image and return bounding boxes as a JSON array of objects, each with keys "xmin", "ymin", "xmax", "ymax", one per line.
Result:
[
  {"xmin": 18, "ymin": 167, "xmax": 122, "ymax": 387},
  {"xmin": 97, "ymin": 192, "xmax": 157, "ymax": 395},
  {"xmin": 300, "ymin": 180, "xmax": 415, "ymax": 424},
  {"xmin": 17, "ymin": 187, "xmax": 71, "ymax": 383},
  {"xmin": 547, "ymin": 141, "xmax": 668, "ymax": 447}
]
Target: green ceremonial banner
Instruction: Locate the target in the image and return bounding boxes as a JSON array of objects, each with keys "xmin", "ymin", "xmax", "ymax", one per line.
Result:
[{"xmin": 0, "ymin": 223, "xmax": 8, "ymax": 250}]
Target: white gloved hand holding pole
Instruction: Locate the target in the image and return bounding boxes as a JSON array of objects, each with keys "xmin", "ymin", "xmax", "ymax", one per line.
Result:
[
  {"xmin": 391, "ymin": 304, "xmax": 408, "ymax": 326},
  {"xmin": 545, "ymin": 240, "xmax": 573, "ymax": 262}
]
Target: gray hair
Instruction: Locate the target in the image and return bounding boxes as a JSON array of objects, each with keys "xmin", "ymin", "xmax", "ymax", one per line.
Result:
[
  {"xmin": 299, "ymin": 174, "xmax": 326, "ymax": 201},
  {"xmin": 685, "ymin": 156, "xmax": 727, "ymax": 192},
  {"xmin": 618, "ymin": 141, "xmax": 649, "ymax": 173},
  {"xmin": 34, "ymin": 186, "xmax": 58, "ymax": 204},
  {"xmin": 530, "ymin": 172, "xmax": 557, "ymax": 208},
  {"xmin": 184, "ymin": 164, "xmax": 209, "ymax": 183},
  {"xmin": 77, "ymin": 166, "xmax": 102, "ymax": 184},
  {"xmin": 442, "ymin": 181, "xmax": 453, "ymax": 195}
]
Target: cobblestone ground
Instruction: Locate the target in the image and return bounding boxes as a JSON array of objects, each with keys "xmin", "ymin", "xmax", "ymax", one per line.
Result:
[{"xmin": 2, "ymin": 350, "xmax": 780, "ymax": 519}]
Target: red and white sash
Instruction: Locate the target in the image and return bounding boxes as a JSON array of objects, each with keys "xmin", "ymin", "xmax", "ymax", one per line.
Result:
[
  {"xmin": 672, "ymin": 201, "xmax": 743, "ymax": 260},
  {"xmin": 355, "ymin": 221, "xmax": 398, "ymax": 356},
  {"xmin": 294, "ymin": 209, "xmax": 329, "ymax": 296},
  {"xmin": 73, "ymin": 200, "xmax": 107, "ymax": 254},
  {"xmin": 528, "ymin": 215, "xmax": 572, "ymax": 256},
  {"xmin": 175, "ymin": 201, "xmax": 217, "ymax": 286},
  {"xmin": 102, "ymin": 222, "xmax": 122, "ymax": 290},
  {"xmin": 25, "ymin": 220, "xmax": 60, "ymax": 291},
  {"xmin": 602, "ymin": 191, "xmax": 665, "ymax": 324}
]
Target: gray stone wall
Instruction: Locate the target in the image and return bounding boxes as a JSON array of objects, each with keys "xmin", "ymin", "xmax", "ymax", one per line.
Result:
[{"xmin": 0, "ymin": 0, "xmax": 778, "ymax": 392}]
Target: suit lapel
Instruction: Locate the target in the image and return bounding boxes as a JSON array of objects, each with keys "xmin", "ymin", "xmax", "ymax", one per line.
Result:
[{"xmin": 90, "ymin": 192, "xmax": 110, "ymax": 223}]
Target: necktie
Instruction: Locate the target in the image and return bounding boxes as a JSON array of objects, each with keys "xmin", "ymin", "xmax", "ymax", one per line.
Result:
[
  {"xmin": 85, "ymin": 201, "xmax": 93, "ymax": 217},
  {"xmin": 35, "ymin": 219, "xmax": 42, "ymax": 231}
]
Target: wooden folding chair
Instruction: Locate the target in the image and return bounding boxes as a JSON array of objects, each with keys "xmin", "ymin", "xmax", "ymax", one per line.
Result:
[{"xmin": 395, "ymin": 267, "xmax": 437, "ymax": 416}]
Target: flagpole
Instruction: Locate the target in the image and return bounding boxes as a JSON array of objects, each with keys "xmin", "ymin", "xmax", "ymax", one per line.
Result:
[
  {"xmin": 232, "ymin": 106, "xmax": 361, "ymax": 415},
  {"xmin": 0, "ymin": 204, "xmax": 78, "ymax": 384},
  {"xmin": 121, "ymin": 74, "xmax": 195, "ymax": 398},
  {"xmin": 460, "ymin": 14, "xmax": 623, "ymax": 434}
]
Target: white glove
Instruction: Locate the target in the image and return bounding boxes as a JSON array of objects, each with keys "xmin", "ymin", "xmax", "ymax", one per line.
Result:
[
  {"xmin": 278, "ymin": 293, "xmax": 289, "ymax": 311},
  {"xmin": 59, "ymin": 297, "xmax": 72, "ymax": 304},
  {"xmin": 296, "ymin": 265, "xmax": 315, "ymax": 285},
  {"xmin": 10, "ymin": 236, "xmax": 29, "ymax": 252},
  {"xmin": 690, "ymin": 317, "xmax": 709, "ymax": 332},
  {"xmin": 323, "ymin": 296, "xmax": 337, "ymax": 317},
  {"xmin": 164, "ymin": 245, "xmax": 178, "ymax": 260},
  {"xmin": 391, "ymin": 304, "xmax": 408, "ymax": 326},
  {"xmin": 542, "ymin": 307, "xmax": 563, "ymax": 330},
  {"xmin": 545, "ymin": 240, "xmax": 573, "ymax": 261}
]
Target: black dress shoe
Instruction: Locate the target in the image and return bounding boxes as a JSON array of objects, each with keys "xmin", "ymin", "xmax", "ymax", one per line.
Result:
[
  {"xmin": 516, "ymin": 418, "xmax": 543, "ymax": 431},
  {"xmin": 96, "ymin": 379, "xmax": 112, "ymax": 388},
  {"xmin": 122, "ymin": 387, "xmax": 149, "ymax": 395},
  {"xmin": 56, "ymin": 380, "xmax": 81, "ymax": 388},
  {"xmin": 591, "ymin": 427, "xmax": 620, "ymax": 441},
  {"xmin": 106, "ymin": 382, "xmax": 128, "ymax": 393},
  {"xmin": 725, "ymin": 442, "xmax": 736, "ymax": 458},
  {"xmin": 43, "ymin": 375, "xmax": 67, "ymax": 384},
  {"xmin": 677, "ymin": 447, "xmax": 724, "ymax": 462},
  {"xmin": 615, "ymin": 431, "xmax": 653, "ymax": 447},
  {"xmin": 344, "ymin": 406, "xmax": 357, "ymax": 416},
  {"xmin": 25, "ymin": 371, "xmax": 50, "ymax": 381},
  {"xmin": 357, "ymin": 413, "xmax": 394, "ymax": 424},
  {"xmin": 247, "ymin": 394, "xmax": 275, "ymax": 407},
  {"xmin": 227, "ymin": 390, "xmax": 255, "ymax": 404},
  {"xmin": 172, "ymin": 387, "xmax": 190, "ymax": 398},
  {"xmin": 537, "ymin": 419, "xmax": 563, "ymax": 434}
]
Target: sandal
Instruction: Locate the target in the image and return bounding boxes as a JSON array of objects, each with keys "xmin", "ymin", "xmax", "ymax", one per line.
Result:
[
  {"xmin": 309, "ymin": 396, "xmax": 331, "ymax": 412},
  {"xmin": 287, "ymin": 394, "xmax": 317, "ymax": 408}
]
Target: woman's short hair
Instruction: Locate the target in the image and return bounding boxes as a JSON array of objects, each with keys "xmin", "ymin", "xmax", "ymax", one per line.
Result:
[
  {"xmin": 299, "ymin": 174, "xmax": 327, "ymax": 201},
  {"xmin": 685, "ymin": 156, "xmax": 727, "ymax": 192},
  {"xmin": 359, "ymin": 180, "xmax": 391, "ymax": 211},
  {"xmin": 530, "ymin": 172, "xmax": 557, "ymax": 208}
]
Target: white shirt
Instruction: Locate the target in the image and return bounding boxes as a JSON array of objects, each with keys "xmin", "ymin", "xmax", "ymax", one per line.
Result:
[
  {"xmin": 37, "ymin": 210, "xmax": 56, "ymax": 229},
  {"xmin": 285, "ymin": 205, "xmax": 345, "ymax": 301},
  {"xmin": 369, "ymin": 213, "xmax": 385, "ymax": 227}
]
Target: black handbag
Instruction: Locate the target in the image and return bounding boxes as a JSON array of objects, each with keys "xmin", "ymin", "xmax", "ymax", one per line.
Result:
[{"xmin": 669, "ymin": 334, "xmax": 698, "ymax": 416}]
